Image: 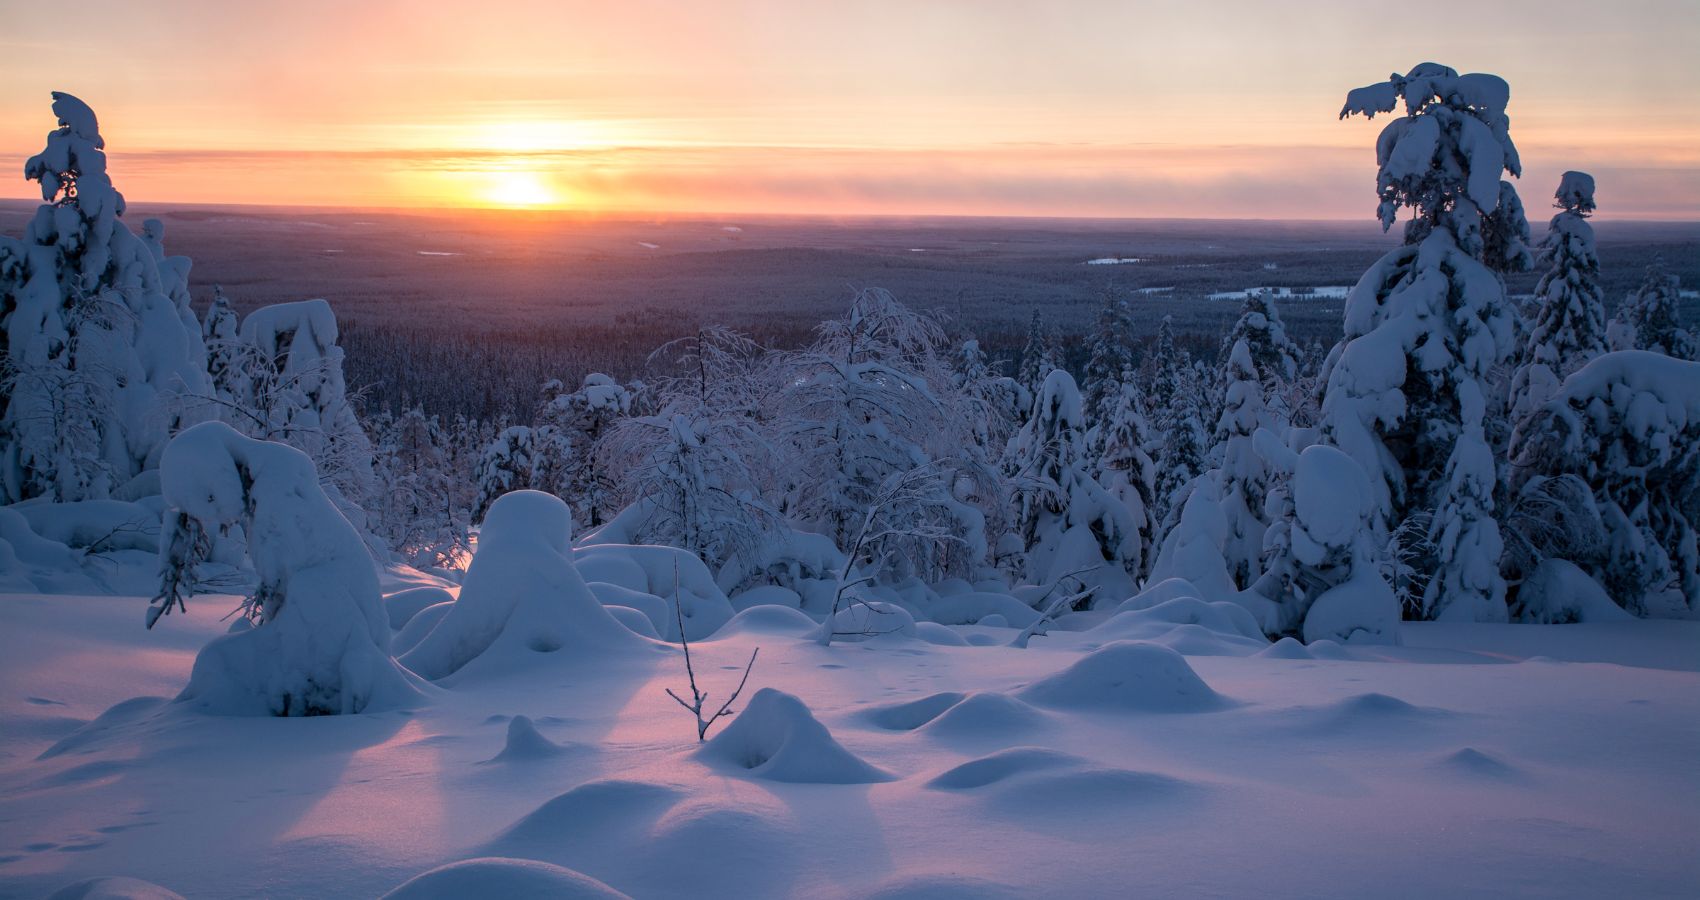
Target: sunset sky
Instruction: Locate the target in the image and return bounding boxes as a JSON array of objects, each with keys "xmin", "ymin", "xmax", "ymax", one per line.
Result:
[{"xmin": 2, "ymin": 0, "xmax": 1696, "ymax": 219}]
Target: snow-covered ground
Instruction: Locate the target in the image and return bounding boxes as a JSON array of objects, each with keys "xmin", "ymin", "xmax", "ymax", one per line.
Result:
[{"xmin": 2, "ymin": 591, "xmax": 1696, "ymax": 899}]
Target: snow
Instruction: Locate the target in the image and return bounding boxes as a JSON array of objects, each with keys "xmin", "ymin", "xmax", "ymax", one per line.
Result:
[
  {"xmin": 398, "ymin": 491, "xmax": 648, "ymax": 682},
  {"xmin": 379, "ymin": 857, "xmax": 630, "ymax": 899},
  {"xmin": 697, "ymin": 688, "xmax": 892, "ymax": 784},
  {"xmin": 1084, "ymin": 257, "xmax": 1142, "ymax": 265},
  {"xmin": 2, "ymin": 589, "xmax": 1698, "ymax": 897}
]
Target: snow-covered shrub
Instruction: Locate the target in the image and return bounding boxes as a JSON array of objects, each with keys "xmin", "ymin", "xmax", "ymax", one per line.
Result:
[
  {"xmin": 574, "ymin": 542, "xmax": 736, "ymax": 641},
  {"xmin": 400, "ymin": 490, "xmax": 644, "ymax": 680},
  {"xmin": 1249, "ymin": 442, "xmax": 1400, "ymax": 643},
  {"xmin": 474, "ymin": 425, "xmax": 539, "ymax": 521},
  {"xmin": 1607, "ymin": 257, "xmax": 1698, "ymax": 361},
  {"xmin": 151, "ymin": 422, "xmax": 418, "ymax": 715},
  {"xmin": 1510, "ymin": 351, "xmax": 1700, "ymax": 615},
  {"xmin": 535, "ymin": 373, "xmax": 632, "ymax": 529},
  {"xmin": 1324, "ymin": 63, "xmax": 1525, "ymax": 622},
  {"xmin": 1513, "ymin": 558, "xmax": 1630, "ymax": 624},
  {"xmin": 1, "ymin": 92, "xmax": 209, "ymax": 504},
  {"xmin": 597, "ymin": 412, "xmax": 776, "ymax": 572},
  {"xmin": 779, "ymin": 289, "xmax": 996, "ymax": 582},
  {"xmin": 233, "ymin": 299, "xmax": 374, "ymax": 504}
]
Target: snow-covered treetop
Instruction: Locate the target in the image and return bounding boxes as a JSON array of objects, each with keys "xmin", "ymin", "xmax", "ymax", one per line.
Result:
[
  {"xmin": 23, "ymin": 92, "xmax": 120, "ymax": 215},
  {"xmin": 1555, "ymin": 171, "xmax": 1596, "ymax": 214},
  {"xmin": 1340, "ymin": 64, "xmax": 1521, "ymax": 235}
]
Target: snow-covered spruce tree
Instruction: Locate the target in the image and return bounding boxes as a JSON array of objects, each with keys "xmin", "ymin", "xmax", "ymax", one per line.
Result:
[
  {"xmin": 534, "ymin": 373, "xmax": 632, "ymax": 529},
  {"xmin": 1196, "ymin": 291, "xmax": 1301, "ymax": 590},
  {"xmin": 1007, "ymin": 369, "xmax": 1138, "ymax": 602},
  {"xmin": 1214, "ymin": 289, "xmax": 1300, "ymax": 421},
  {"xmin": 149, "ymin": 421, "xmax": 419, "ymax": 715},
  {"xmin": 1015, "ymin": 308, "xmax": 1057, "ymax": 399},
  {"xmin": 1, "ymin": 92, "xmax": 210, "ymax": 503},
  {"xmin": 474, "ymin": 424, "xmax": 539, "ymax": 522},
  {"xmin": 1608, "ymin": 257, "xmax": 1698, "ymax": 361},
  {"xmin": 1153, "ymin": 357, "xmax": 1208, "ymax": 536},
  {"xmin": 779, "ymin": 289, "xmax": 994, "ymax": 582},
  {"xmin": 1210, "ymin": 340, "xmax": 1275, "ymax": 590},
  {"xmin": 201, "ymin": 285, "xmax": 249, "ymax": 406},
  {"xmin": 1082, "ymin": 287, "xmax": 1136, "ymax": 435},
  {"xmin": 1510, "ymin": 351, "xmax": 1700, "ymax": 616},
  {"xmin": 1324, "ymin": 63, "xmax": 1524, "ymax": 621},
  {"xmin": 1507, "ymin": 172, "xmax": 1608, "ymax": 425},
  {"xmin": 1095, "ymin": 379, "xmax": 1158, "ymax": 580}
]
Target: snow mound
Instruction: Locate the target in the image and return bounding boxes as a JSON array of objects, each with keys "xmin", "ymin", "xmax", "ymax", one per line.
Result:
[
  {"xmin": 38, "ymin": 696, "xmax": 167, "ymax": 760},
  {"xmin": 822, "ymin": 600, "xmax": 918, "ymax": 642},
  {"xmin": 697, "ymin": 688, "xmax": 891, "ymax": 783},
  {"xmin": 392, "ymin": 601, "xmax": 454, "ymax": 655},
  {"xmin": 1257, "ymin": 637, "xmax": 1315, "ymax": 659},
  {"xmin": 159, "ymin": 422, "xmax": 421, "ymax": 716},
  {"xmin": 604, "ymin": 606, "xmax": 661, "ymax": 639},
  {"xmin": 706, "ymin": 604, "xmax": 819, "ymax": 639},
  {"xmin": 1018, "ymin": 641, "xmax": 1228, "ymax": 712},
  {"xmin": 863, "ymin": 692, "xmax": 967, "ymax": 730},
  {"xmin": 490, "ymin": 780, "xmax": 683, "ymax": 851},
  {"xmin": 1112, "ymin": 577, "xmax": 1205, "ymax": 613},
  {"xmin": 1144, "ymin": 623, "xmax": 1269, "ymax": 657},
  {"xmin": 728, "ymin": 585, "xmax": 802, "ymax": 612},
  {"xmin": 1515, "ymin": 559, "xmax": 1632, "ymax": 624},
  {"xmin": 862, "ymin": 874, "xmax": 1021, "ymax": 900},
  {"xmin": 988, "ymin": 767, "xmax": 1199, "ymax": 819},
  {"xmin": 574, "ymin": 544, "xmax": 734, "ymax": 641},
  {"xmin": 1096, "ymin": 597, "xmax": 1267, "ymax": 642},
  {"xmin": 380, "ymin": 857, "xmax": 630, "ymax": 900},
  {"xmin": 585, "ymin": 582, "xmax": 669, "ymax": 635},
  {"xmin": 400, "ymin": 491, "xmax": 645, "ymax": 681},
  {"xmin": 921, "ymin": 692, "xmax": 1049, "ymax": 739},
  {"xmin": 1292, "ymin": 692, "xmax": 1454, "ymax": 735},
  {"xmin": 1302, "ymin": 569, "xmax": 1401, "ymax": 645},
  {"xmin": 46, "ymin": 877, "xmax": 185, "ymax": 900},
  {"xmin": 1434, "ymin": 747, "xmax": 1527, "ymax": 782},
  {"xmin": 915, "ymin": 622, "xmax": 970, "ymax": 646},
  {"xmin": 486, "ymin": 715, "xmax": 570, "ymax": 763},
  {"xmin": 926, "ymin": 747, "xmax": 1084, "ymax": 790},
  {"xmin": 922, "ymin": 592, "xmax": 1041, "ymax": 628},
  {"xmin": 385, "ymin": 587, "xmax": 455, "ymax": 630}
]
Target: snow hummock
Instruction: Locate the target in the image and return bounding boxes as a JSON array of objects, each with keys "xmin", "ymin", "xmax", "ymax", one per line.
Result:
[
  {"xmin": 486, "ymin": 714, "xmax": 572, "ymax": 762},
  {"xmin": 400, "ymin": 491, "xmax": 648, "ymax": 681},
  {"xmin": 45, "ymin": 877, "xmax": 186, "ymax": 900},
  {"xmin": 1018, "ymin": 641, "xmax": 1228, "ymax": 712},
  {"xmin": 379, "ymin": 857, "xmax": 631, "ymax": 900},
  {"xmin": 697, "ymin": 688, "xmax": 892, "ymax": 783}
]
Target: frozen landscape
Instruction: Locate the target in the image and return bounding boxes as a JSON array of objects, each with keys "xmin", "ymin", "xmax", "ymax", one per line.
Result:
[{"xmin": 3, "ymin": 16, "xmax": 1700, "ymax": 900}]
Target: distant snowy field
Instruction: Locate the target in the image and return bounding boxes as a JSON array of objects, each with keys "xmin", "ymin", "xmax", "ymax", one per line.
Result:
[{"xmin": 2, "ymin": 590, "xmax": 1696, "ymax": 899}]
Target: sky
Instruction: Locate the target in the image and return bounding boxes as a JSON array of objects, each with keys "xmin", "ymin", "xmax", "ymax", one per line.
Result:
[{"xmin": 1, "ymin": 0, "xmax": 1697, "ymax": 219}]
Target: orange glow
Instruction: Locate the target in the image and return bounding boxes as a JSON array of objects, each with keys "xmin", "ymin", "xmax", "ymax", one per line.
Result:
[{"xmin": 1, "ymin": 1, "xmax": 1695, "ymax": 218}]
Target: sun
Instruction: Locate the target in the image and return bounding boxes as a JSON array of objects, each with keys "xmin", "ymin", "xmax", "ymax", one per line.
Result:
[{"xmin": 482, "ymin": 170, "xmax": 560, "ymax": 208}]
